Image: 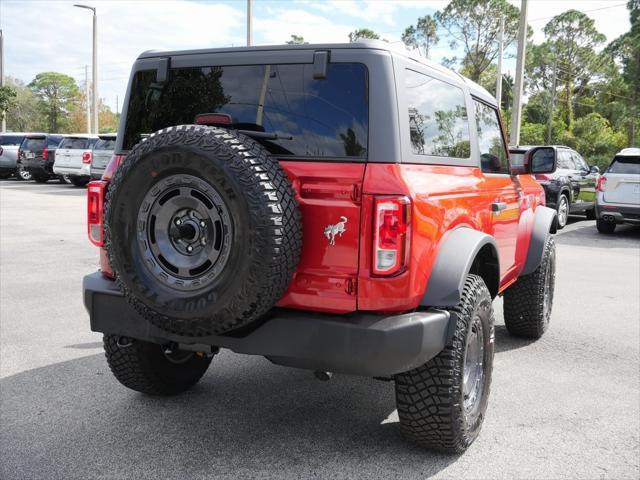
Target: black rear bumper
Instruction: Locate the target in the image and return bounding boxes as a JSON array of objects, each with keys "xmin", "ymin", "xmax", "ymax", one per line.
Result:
[{"xmin": 83, "ymin": 272, "xmax": 452, "ymax": 377}]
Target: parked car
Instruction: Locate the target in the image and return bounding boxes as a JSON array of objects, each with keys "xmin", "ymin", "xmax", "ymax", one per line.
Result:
[
  {"xmin": 509, "ymin": 145, "xmax": 599, "ymax": 229},
  {"xmin": 90, "ymin": 134, "xmax": 116, "ymax": 180},
  {"xmin": 83, "ymin": 42, "xmax": 559, "ymax": 453},
  {"xmin": 0, "ymin": 133, "xmax": 28, "ymax": 179},
  {"xmin": 52, "ymin": 134, "xmax": 98, "ymax": 187},
  {"xmin": 595, "ymin": 147, "xmax": 640, "ymax": 233},
  {"xmin": 18, "ymin": 134, "xmax": 66, "ymax": 183}
]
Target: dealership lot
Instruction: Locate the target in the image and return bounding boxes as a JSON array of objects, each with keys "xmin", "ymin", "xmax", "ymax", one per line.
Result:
[{"xmin": 1, "ymin": 179, "xmax": 638, "ymax": 480}]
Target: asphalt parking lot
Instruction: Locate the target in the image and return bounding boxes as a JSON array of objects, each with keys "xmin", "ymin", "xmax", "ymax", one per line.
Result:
[{"xmin": 1, "ymin": 178, "xmax": 639, "ymax": 480}]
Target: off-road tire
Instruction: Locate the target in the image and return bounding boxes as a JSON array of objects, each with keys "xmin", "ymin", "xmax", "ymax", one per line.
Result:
[
  {"xmin": 395, "ymin": 275, "xmax": 495, "ymax": 453},
  {"xmin": 504, "ymin": 235, "xmax": 556, "ymax": 339},
  {"xmin": 105, "ymin": 125, "xmax": 301, "ymax": 337},
  {"xmin": 33, "ymin": 175, "xmax": 49, "ymax": 183},
  {"xmin": 596, "ymin": 218, "xmax": 616, "ymax": 234},
  {"xmin": 103, "ymin": 335, "xmax": 212, "ymax": 395}
]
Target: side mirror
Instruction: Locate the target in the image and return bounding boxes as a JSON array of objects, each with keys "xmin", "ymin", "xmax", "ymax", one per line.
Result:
[
  {"xmin": 590, "ymin": 165, "xmax": 600, "ymax": 174},
  {"xmin": 528, "ymin": 147, "xmax": 557, "ymax": 174}
]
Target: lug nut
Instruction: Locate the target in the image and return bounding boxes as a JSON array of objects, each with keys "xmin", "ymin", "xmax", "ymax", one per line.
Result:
[
  {"xmin": 187, "ymin": 245, "xmax": 193, "ymax": 252},
  {"xmin": 175, "ymin": 219, "xmax": 182, "ymax": 225},
  {"xmin": 201, "ymin": 238, "xmax": 207, "ymax": 245},
  {"xmin": 200, "ymin": 221, "xmax": 206, "ymax": 227}
]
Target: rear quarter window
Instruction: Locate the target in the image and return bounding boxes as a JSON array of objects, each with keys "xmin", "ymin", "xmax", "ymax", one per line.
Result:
[
  {"xmin": 59, "ymin": 138, "xmax": 95, "ymax": 149},
  {"xmin": 1, "ymin": 135, "xmax": 24, "ymax": 146},
  {"xmin": 22, "ymin": 138, "xmax": 45, "ymax": 151},
  {"xmin": 608, "ymin": 155, "xmax": 640, "ymax": 175},
  {"xmin": 123, "ymin": 63, "xmax": 369, "ymax": 158},
  {"xmin": 94, "ymin": 138, "xmax": 116, "ymax": 150}
]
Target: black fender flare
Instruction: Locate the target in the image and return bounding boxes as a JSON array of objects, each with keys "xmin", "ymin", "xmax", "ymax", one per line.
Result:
[
  {"xmin": 521, "ymin": 206, "xmax": 557, "ymax": 275},
  {"xmin": 420, "ymin": 228, "xmax": 499, "ymax": 307}
]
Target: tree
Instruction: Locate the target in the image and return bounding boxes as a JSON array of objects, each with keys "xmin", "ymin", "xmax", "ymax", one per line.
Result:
[
  {"xmin": 349, "ymin": 28, "xmax": 380, "ymax": 42},
  {"xmin": 435, "ymin": 0, "xmax": 520, "ymax": 81},
  {"xmin": 402, "ymin": 15, "xmax": 439, "ymax": 58},
  {"xmin": 572, "ymin": 113, "xmax": 626, "ymax": 169},
  {"xmin": 286, "ymin": 35, "xmax": 307, "ymax": 45},
  {"xmin": 29, "ymin": 72, "xmax": 80, "ymax": 132},
  {"xmin": 4, "ymin": 77, "xmax": 41, "ymax": 132},
  {"xmin": 0, "ymin": 85, "xmax": 17, "ymax": 124},
  {"xmin": 542, "ymin": 10, "xmax": 606, "ymax": 129}
]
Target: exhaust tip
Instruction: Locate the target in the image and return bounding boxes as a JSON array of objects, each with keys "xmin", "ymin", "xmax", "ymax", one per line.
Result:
[{"xmin": 314, "ymin": 371, "xmax": 333, "ymax": 381}]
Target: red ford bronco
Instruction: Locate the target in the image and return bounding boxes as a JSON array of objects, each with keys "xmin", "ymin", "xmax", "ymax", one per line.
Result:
[{"xmin": 84, "ymin": 41, "xmax": 558, "ymax": 453}]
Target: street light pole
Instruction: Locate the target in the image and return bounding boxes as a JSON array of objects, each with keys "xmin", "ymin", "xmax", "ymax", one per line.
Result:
[
  {"xmin": 510, "ymin": 0, "xmax": 528, "ymax": 146},
  {"xmin": 74, "ymin": 4, "xmax": 98, "ymax": 133},
  {"xmin": 1, "ymin": 29, "xmax": 6, "ymax": 133},
  {"xmin": 247, "ymin": 0, "xmax": 252, "ymax": 46}
]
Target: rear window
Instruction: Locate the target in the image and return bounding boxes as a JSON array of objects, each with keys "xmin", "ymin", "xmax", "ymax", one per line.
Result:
[
  {"xmin": 608, "ymin": 155, "xmax": 640, "ymax": 174},
  {"xmin": 59, "ymin": 137, "xmax": 95, "ymax": 150},
  {"xmin": 1, "ymin": 135, "xmax": 24, "ymax": 146},
  {"xmin": 94, "ymin": 138, "xmax": 116, "ymax": 151},
  {"xmin": 21, "ymin": 137, "xmax": 45, "ymax": 151},
  {"xmin": 123, "ymin": 63, "xmax": 369, "ymax": 158}
]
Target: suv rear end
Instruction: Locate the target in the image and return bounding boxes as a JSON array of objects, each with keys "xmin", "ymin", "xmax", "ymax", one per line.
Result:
[
  {"xmin": 596, "ymin": 148, "xmax": 640, "ymax": 233},
  {"xmin": 0, "ymin": 133, "xmax": 27, "ymax": 178},
  {"xmin": 90, "ymin": 134, "xmax": 116, "ymax": 180},
  {"xmin": 53, "ymin": 135, "xmax": 98, "ymax": 186},
  {"xmin": 19, "ymin": 134, "xmax": 65, "ymax": 182}
]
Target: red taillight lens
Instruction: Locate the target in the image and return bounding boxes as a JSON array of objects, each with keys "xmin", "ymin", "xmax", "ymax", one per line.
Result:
[
  {"xmin": 597, "ymin": 175, "xmax": 607, "ymax": 192},
  {"xmin": 102, "ymin": 154, "xmax": 125, "ymax": 181},
  {"xmin": 535, "ymin": 173, "xmax": 553, "ymax": 181},
  {"xmin": 87, "ymin": 181, "xmax": 106, "ymax": 246},
  {"xmin": 42, "ymin": 148, "xmax": 48, "ymax": 160},
  {"xmin": 82, "ymin": 151, "xmax": 92, "ymax": 164},
  {"xmin": 372, "ymin": 196, "xmax": 411, "ymax": 276}
]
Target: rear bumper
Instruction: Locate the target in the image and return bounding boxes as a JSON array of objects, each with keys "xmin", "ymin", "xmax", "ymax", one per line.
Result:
[
  {"xmin": 23, "ymin": 158, "xmax": 53, "ymax": 176},
  {"xmin": 596, "ymin": 202, "xmax": 640, "ymax": 225},
  {"xmin": 53, "ymin": 164, "xmax": 90, "ymax": 177},
  {"xmin": 83, "ymin": 272, "xmax": 452, "ymax": 377}
]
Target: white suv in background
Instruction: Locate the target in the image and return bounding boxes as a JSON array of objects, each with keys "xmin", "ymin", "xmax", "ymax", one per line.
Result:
[
  {"xmin": 595, "ymin": 148, "xmax": 640, "ymax": 233},
  {"xmin": 53, "ymin": 135, "xmax": 98, "ymax": 187}
]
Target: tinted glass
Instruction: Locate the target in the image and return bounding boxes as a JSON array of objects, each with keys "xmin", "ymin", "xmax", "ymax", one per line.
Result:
[
  {"xmin": 608, "ymin": 155, "xmax": 640, "ymax": 174},
  {"xmin": 474, "ymin": 100, "xmax": 508, "ymax": 174},
  {"xmin": 572, "ymin": 152, "xmax": 589, "ymax": 171},
  {"xmin": 405, "ymin": 69, "xmax": 470, "ymax": 158},
  {"xmin": 22, "ymin": 137, "xmax": 45, "ymax": 151},
  {"xmin": 124, "ymin": 63, "xmax": 369, "ymax": 157},
  {"xmin": 1, "ymin": 135, "xmax": 24, "ymax": 146},
  {"xmin": 557, "ymin": 150, "xmax": 574, "ymax": 169},
  {"xmin": 60, "ymin": 138, "xmax": 94, "ymax": 149},
  {"xmin": 94, "ymin": 138, "xmax": 116, "ymax": 150}
]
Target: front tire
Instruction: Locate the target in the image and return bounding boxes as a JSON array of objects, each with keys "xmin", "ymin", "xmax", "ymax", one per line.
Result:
[
  {"xmin": 103, "ymin": 335, "xmax": 212, "ymax": 395},
  {"xmin": 504, "ymin": 236, "xmax": 556, "ymax": 339},
  {"xmin": 395, "ymin": 275, "xmax": 495, "ymax": 453}
]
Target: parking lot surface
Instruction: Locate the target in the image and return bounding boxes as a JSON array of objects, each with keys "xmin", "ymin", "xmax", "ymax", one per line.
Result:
[{"xmin": 1, "ymin": 179, "xmax": 639, "ymax": 480}]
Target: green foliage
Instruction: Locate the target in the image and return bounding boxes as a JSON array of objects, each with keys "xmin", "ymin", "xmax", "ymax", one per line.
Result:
[
  {"xmin": 28, "ymin": 72, "xmax": 80, "ymax": 132},
  {"xmin": 348, "ymin": 28, "xmax": 380, "ymax": 42},
  {"xmin": 572, "ymin": 113, "xmax": 627, "ymax": 168},
  {"xmin": 520, "ymin": 123, "xmax": 546, "ymax": 145},
  {"xmin": 402, "ymin": 15, "xmax": 439, "ymax": 58},
  {"xmin": 0, "ymin": 85, "xmax": 17, "ymax": 122},
  {"xmin": 5, "ymin": 77, "xmax": 41, "ymax": 132},
  {"xmin": 285, "ymin": 35, "xmax": 306, "ymax": 45},
  {"xmin": 435, "ymin": 0, "xmax": 520, "ymax": 81}
]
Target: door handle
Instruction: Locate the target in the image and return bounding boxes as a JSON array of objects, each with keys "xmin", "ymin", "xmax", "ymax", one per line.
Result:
[{"xmin": 491, "ymin": 202, "xmax": 507, "ymax": 212}]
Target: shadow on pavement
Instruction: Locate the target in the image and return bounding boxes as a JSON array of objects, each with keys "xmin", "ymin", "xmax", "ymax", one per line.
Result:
[
  {"xmin": 493, "ymin": 325, "xmax": 535, "ymax": 354},
  {"xmin": 0, "ymin": 352, "xmax": 459, "ymax": 480},
  {"xmin": 555, "ymin": 221, "xmax": 640, "ymax": 249}
]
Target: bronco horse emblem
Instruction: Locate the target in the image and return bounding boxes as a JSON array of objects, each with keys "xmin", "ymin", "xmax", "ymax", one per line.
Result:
[{"xmin": 324, "ymin": 216, "xmax": 347, "ymax": 246}]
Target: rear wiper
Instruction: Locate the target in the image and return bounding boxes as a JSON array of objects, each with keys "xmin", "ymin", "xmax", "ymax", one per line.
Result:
[{"xmin": 237, "ymin": 130, "xmax": 293, "ymax": 141}]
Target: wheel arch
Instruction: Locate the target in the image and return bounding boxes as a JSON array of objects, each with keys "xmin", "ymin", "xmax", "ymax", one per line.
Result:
[
  {"xmin": 521, "ymin": 205, "xmax": 557, "ymax": 276},
  {"xmin": 420, "ymin": 227, "xmax": 500, "ymax": 307}
]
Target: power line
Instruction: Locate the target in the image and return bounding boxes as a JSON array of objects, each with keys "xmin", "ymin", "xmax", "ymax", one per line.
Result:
[{"xmin": 528, "ymin": 2, "xmax": 627, "ymax": 23}]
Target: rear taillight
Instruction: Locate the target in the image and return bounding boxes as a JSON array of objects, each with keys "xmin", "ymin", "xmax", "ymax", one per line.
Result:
[
  {"xmin": 372, "ymin": 196, "xmax": 411, "ymax": 276},
  {"xmin": 87, "ymin": 181, "xmax": 106, "ymax": 246},
  {"xmin": 42, "ymin": 148, "xmax": 48, "ymax": 160},
  {"xmin": 82, "ymin": 151, "xmax": 92, "ymax": 164},
  {"xmin": 102, "ymin": 154, "xmax": 125, "ymax": 181},
  {"xmin": 597, "ymin": 175, "xmax": 607, "ymax": 192},
  {"xmin": 535, "ymin": 173, "xmax": 553, "ymax": 182}
]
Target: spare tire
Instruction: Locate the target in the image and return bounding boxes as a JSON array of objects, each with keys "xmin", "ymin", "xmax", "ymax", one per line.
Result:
[{"xmin": 105, "ymin": 125, "xmax": 302, "ymax": 336}]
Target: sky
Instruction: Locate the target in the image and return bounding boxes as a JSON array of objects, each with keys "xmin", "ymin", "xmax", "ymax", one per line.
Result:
[{"xmin": 0, "ymin": 0, "xmax": 631, "ymax": 115}]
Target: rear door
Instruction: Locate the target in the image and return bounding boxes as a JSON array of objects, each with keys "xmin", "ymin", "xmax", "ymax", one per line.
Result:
[
  {"xmin": 55, "ymin": 138, "xmax": 74, "ymax": 167},
  {"xmin": 604, "ymin": 154, "xmax": 640, "ymax": 205},
  {"xmin": 571, "ymin": 151, "xmax": 596, "ymax": 207}
]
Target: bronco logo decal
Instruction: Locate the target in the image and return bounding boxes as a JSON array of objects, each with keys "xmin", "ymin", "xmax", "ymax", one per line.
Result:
[{"xmin": 324, "ymin": 216, "xmax": 347, "ymax": 246}]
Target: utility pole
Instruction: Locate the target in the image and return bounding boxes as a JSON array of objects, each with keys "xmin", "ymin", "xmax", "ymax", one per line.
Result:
[
  {"xmin": 246, "ymin": 0, "xmax": 252, "ymax": 47},
  {"xmin": 84, "ymin": 65, "xmax": 91, "ymax": 134},
  {"xmin": 547, "ymin": 60, "xmax": 557, "ymax": 144},
  {"xmin": 495, "ymin": 16, "xmax": 504, "ymax": 111},
  {"xmin": 510, "ymin": 0, "xmax": 528, "ymax": 146},
  {"xmin": 0, "ymin": 29, "xmax": 5, "ymax": 133},
  {"xmin": 116, "ymin": 95, "xmax": 119, "ymax": 116},
  {"xmin": 74, "ymin": 4, "xmax": 98, "ymax": 133}
]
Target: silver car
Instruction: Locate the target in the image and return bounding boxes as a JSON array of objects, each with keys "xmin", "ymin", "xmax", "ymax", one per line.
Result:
[
  {"xmin": 0, "ymin": 132, "xmax": 30, "ymax": 180},
  {"xmin": 595, "ymin": 148, "xmax": 640, "ymax": 233},
  {"xmin": 52, "ymin": 135, "xmax": 98, "ymax": 187},
  {"xmin": 90, "ymin": 134, "xmax": 116, "ymax": 180}
]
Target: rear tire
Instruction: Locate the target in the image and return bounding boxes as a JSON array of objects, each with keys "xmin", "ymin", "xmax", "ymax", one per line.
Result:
[
  {"xmin": 504, "ymin": 236, "xmax": 556, "ymax": 339},
  {"xmin": 395, "ymin": 275, "xmax": 495, "ymax": 453},
  {"xmin": 59, "ymin": 174, "xmax": 72, "ymax": 184},
  {"xmin": 103, "ymin": 335, "xmax": 212, "ymax": 395},
  {"xmin": 596, "ymin": 218, "xmax": 616, "ymax": 234},
  {"xmin": 554, "ymin": 194, "xmax": 569, "ymax": 229},
  {"xmin": 33, "ymin": 175, "xmax": 49, "ymax": 183},
  {"xmin": 16, "ymin": 165, "xmax": 32, "ymax": 181},
  {"xmin": 70, "ymin": 176, "xmax": 89, "ymax": 187}
]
